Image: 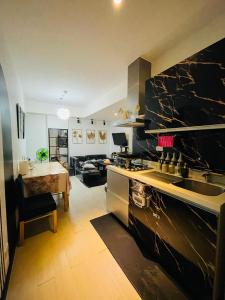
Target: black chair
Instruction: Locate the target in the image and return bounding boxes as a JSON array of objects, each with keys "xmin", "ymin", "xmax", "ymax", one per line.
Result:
[{"xmin": 16, "ymin": 174, "xmax": 57, "ymax": 245}]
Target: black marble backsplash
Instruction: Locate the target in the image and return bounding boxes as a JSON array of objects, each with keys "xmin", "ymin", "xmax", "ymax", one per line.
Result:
[{"xmin": 133, "ymin": 38, "xmax": 225, "ymax": 173}]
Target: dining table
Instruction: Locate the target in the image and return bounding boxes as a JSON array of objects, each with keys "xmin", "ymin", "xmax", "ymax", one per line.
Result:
[{"xmin": 22, "ymin": 161, "xmax": 71, "ymax": 211}]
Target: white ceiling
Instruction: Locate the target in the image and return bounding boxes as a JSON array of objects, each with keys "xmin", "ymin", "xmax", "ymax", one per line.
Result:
[{"xmin": 1, "ymin": 0, "xmax": 225, "ymax": 114}]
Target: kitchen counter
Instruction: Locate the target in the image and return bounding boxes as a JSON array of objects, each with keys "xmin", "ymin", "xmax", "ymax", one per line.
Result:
[{"xmin": 107, "ymin": 165, "xmax": 225, "ymax": 215}]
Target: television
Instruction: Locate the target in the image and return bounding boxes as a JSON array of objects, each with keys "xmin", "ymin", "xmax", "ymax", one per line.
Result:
[{"xmin": 112, "ymin": 133, "xmax": 128, "ymax": 146}]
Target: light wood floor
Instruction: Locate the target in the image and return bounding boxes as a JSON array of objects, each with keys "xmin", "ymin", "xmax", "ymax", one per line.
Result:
[{"xmin": 7, "ymin": 177, "xmax": 140, "ymax": 300}]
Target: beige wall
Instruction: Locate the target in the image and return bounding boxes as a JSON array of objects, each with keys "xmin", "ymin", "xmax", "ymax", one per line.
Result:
[
  {"xmin": 0, "ymin": 31, "xmax": 26, "ymax": 178},
  {"xmin": 0, "ymin": 116, "xmax": 9, "ymax": 285},
  {"xmin": 151, "ymin": 11, "xmax": 225, "ymax": 75},
  {"xmin": 0, "ymin": 29, "xmax": 26, "ymax": 284}
]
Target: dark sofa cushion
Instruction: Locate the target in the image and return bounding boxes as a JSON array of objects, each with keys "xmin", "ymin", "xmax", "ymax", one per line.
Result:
[{"xmin": 85, "ymin": 154, "xmax": 107, "ymax": 161}]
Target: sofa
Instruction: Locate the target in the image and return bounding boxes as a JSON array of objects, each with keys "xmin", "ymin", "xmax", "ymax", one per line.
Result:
[
  {"xmin": 70, "ymin": 154, "xmax": 107, "ymax": 175},
  {"xmin": 70, "ymin": 154, "xmax": 108, "ymax": 187}
]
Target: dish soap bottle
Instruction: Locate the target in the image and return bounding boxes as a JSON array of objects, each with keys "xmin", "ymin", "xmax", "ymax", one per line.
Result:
[
  {"xmin": 181, "ymin": 163, "xmax": 189, "ymax": 178},
  {"xmin": 175, "ymin": 152, "xmax": 183, "ymax": 175}
]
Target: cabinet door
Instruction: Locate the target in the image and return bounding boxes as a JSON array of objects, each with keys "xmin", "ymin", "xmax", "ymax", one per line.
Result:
[
  {"xmin": 107, "ymin": 170, "xmax": 129, "ymax": 201},
  {"xmin": 106, "ymin": 190, "xmax": 128, "ymax": 226},
  {"xmin": 153, "ymin": 189, "xmax": 217, "ymax": 300},
  {"xmin": 129, "ymin": 180, "xmax": 158, "ymax": 257}
]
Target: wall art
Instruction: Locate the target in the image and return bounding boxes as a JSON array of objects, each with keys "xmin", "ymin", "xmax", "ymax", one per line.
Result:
[
  {"xmin": 72, "ymin": 129, "xmax": 83, "ymax": 144},
  {"xmin": 86, "ymin": 130, "xmax": 95, "ymax": 144},
  {"xmin": 98, "ymin": 130, "xmax": 107, "ymax": 144}
]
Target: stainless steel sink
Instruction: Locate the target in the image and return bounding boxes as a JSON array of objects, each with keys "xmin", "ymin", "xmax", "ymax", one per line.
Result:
[
  {"xmin": 141, "ymin": 171, "xmax": 181, "ymax": 184},
  {"xmin": 172, "ymin": 179, "xmax": 225, "ymax": 196}
]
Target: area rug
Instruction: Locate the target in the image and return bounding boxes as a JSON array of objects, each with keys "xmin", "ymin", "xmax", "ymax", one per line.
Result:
[{"xmin": 90, "ymin": 213, "xmax": 188, "ymax": 300}]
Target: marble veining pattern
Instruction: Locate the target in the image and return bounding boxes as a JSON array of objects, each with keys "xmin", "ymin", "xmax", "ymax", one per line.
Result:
[
  {"xmin": 133, "ymin": 38, "xmax": 225, "ymax": 172},
  {"xmin": 129, "ymin": 179, "xmax": 218, "ymax": 299}
]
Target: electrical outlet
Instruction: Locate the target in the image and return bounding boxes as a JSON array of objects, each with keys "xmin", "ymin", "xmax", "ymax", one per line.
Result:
[{"xmin": 156, "ymin": 146, "xmax": 163, "ymax": 152}]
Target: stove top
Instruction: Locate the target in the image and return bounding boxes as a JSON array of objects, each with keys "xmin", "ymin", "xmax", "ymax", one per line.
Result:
[{"xmin": 117, "ymin": 163, "xmax": 152, "ymax": 172}]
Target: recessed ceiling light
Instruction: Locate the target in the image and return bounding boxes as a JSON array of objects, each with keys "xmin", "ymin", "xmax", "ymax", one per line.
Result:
[{"xmin": 114, "ymin": 0, "xmax": 122, "ymax": 5}]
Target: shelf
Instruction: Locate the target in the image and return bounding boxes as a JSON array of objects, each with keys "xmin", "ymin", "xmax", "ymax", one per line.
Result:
[{"xmin": 145, "ymin": 124, "xmax": 225, "ymax": 134}]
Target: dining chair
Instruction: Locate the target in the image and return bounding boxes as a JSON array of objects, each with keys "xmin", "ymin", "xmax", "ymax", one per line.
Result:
[{"xmin": 16, "ymin": 174, "xmax": 57, "ymax": 245}]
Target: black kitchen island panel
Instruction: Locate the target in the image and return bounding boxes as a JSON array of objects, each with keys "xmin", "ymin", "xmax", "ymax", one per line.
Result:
[{"xmin": 129, "ymin": 179, "xmax": 223, "ymax": 300}]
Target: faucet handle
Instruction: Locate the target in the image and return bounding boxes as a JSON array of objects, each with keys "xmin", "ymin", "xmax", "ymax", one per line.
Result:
[{"xmin": 202, "ymin": 170, "xmax": 211, "ymax": 182}]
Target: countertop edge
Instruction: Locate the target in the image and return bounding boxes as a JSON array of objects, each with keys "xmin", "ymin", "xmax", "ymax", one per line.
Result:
[{"xmin": 107, "ymin": 165, "xmax": 225, "ymax": 215}]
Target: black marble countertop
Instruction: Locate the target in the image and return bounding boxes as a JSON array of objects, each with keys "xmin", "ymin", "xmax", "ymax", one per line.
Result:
[{"xmin": 107, "ymin": 165, "xmax": 225, "ymax": 215}]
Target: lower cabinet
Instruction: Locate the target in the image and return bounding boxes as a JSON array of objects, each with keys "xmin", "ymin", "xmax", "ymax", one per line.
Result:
[
  {"xmin": 153, "ymin": 191, "xmax": 217, "ymax": 300},
  {"xmin": 106, "ymin": 170, "xmax": 129, "ymax": 226},
  {"xmin": 129, "ymin": 179, "xmax": 223, "ymax": 300}
]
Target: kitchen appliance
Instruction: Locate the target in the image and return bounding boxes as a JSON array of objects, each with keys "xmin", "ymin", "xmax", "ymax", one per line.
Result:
[
  {"xmin": 116, "ymin": 161, "xmax": 150, "ymax": 172},
  {"xmin": 115, "ymin": 154, "xmax": 151, "ymax": 171},
  {"xmin": 113, "ymin": 58, "xmax": 151, "ymax": 128},
  {"xmin": 106, "ymin": 170, "xmax": 129, "ymax": 226}
]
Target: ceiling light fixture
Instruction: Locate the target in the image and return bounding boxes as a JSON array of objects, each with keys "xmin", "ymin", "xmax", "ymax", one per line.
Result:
[
  {"xmin": 114, "ymin": 0, "xmax": 122, "ymax": 5},
  {"xmin": 57, "ymin": 90, "xmax": 70, "ymax": 120},
  {"xmin": 57, "ymin": 107, "xmax": 70, "ymax": 120}
]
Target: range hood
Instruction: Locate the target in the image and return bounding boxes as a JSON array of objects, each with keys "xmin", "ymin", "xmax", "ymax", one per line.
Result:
[{"xmin": 114, "ymin": 57, "xmax": 151, "ymax": 127}]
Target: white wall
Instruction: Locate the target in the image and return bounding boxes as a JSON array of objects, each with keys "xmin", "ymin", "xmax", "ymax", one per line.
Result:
[
  {"xmin": 151, "ymin": 11, "xmax": 225, "ymax": 75},
  {"xmin": 26, "ymin": 113, "xmax": 133, "ymax": 160},
  {"xmin": 26, "ymin": 100, "xmax": 84, "ymax": 118},
  {"xmin": 69, "ymin": 118, "xmax": 111, "ymax": 157},
  {"xmin": 0, "ymin": 32, "xmax": 26, "ymax": 177},
  {"xmin": 26, "ymin": 114, "xmax": 48, "ymax": 160},
  {"xmin": 47, "ymin": 115, "xmax": 69, "ymax": 130},
  {"xmin": 0, "ymin": 30, "xmax": 26, "ymax": 286},
  {"xmin": 0, "ymin": 116, "xmax": 9, "ymax": 280}
]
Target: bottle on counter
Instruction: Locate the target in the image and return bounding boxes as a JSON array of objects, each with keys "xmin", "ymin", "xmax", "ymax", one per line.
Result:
[
  {"xmin": 165, "ymin": 152, "xmax": 170, "ymax": 164},
  {"xmin": 157, "ymin": 152, "xmax": 165, "ymax": 172},
  {"xmin": 174, "ymin": 152, "xmax": 183, "ymax": 176},
  {"xmin": 169, "ymin": 152, "xmax": 176, "ymax": 174},
  {"xmin": 180, "ymin": 163, "xmax": 189, "ymax": 178},
  {"xmin": 162, "ymin": 161, "xmax": 168, "ymax": 173},
  {"xmin": 177, "ymin": 152, "xmax": 183, "ymax": 166},
  {"xmin": 157, "ymin": 159, "xmax": 162, "ymax": 171},
  {"xmin": 159, "ymin": 152, "xmax": 165, "ymax": 164},
  {"xmin": 168, "ymin": 161, "xmax": 175, "ymax": 174},
  {"xmin": 171, "ymin": 152, "xmax": 177, "ymax": 164}
]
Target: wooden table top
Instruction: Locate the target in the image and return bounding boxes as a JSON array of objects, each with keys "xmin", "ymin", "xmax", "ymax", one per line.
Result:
[{"xmin": 23, "ymin": 162, "xmax": 68, "ymax": 179}]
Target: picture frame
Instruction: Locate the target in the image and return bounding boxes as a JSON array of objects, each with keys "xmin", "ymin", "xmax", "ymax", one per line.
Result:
[
  {"xmin": 16, "ymin": 103, "xmax": 25, "ymax": 139},
  {"xmin": 98, "ymin": 130, "xmax": 107, "ymax": 144},
  {"xmin": 72, "ymin": 129, "xmax": 83, "ymax": 144},
  {"xmin": 86, "ymin": 130, "xmax": 95, "ymax": 144}
]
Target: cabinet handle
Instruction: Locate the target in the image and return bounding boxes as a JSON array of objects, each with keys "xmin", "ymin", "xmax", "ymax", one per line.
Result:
[
  {"xmin": 153, "ymin": 213, "xmax": 160, "ymax": 219},
  {"xmin": 133, "ymin": 199, "xmax": 145, "ymax": 208}
]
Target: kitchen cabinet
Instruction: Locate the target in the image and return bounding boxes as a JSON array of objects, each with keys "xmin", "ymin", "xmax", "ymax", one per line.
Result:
[
  {"xmin": 106, "ymin": 170, "xmax": 129, "ymax": 226},
  {"xmin": 129, "ymin": 179, "xmax": 224, "ymax": 300},
  {"xmin": 145, "ymin": 38, "xmax": 225, "ymax": 131}
]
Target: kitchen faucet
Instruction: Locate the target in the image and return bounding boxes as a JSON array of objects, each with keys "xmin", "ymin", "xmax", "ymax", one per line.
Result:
[{"xmin": 202, "ymin": 171, "xmax": 212, "ymax": 183}]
